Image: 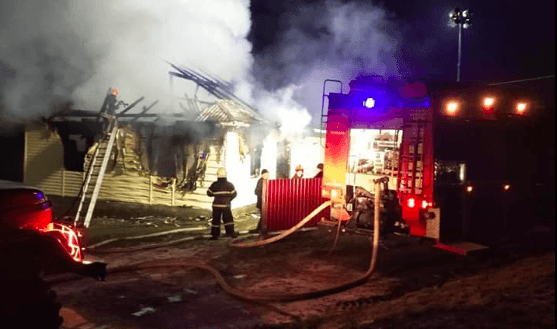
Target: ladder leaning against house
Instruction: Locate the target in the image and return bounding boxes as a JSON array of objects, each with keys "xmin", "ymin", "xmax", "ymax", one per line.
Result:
[{"xmin": 74, "ymin": 120, "xmax": 119, "ymax": 228}]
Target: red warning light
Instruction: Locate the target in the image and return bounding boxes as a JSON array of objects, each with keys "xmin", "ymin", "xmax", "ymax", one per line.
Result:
[
  {"xmin": 482, "ymin": 97, "xmax": 495, "ymax": 109},
  {"xmin": 446, "ymin": 101, "xmax": 459, "ymax": 116},
  {"xmin": 516, "ymin": 103, "xmax": 527, "ymax": 114}
]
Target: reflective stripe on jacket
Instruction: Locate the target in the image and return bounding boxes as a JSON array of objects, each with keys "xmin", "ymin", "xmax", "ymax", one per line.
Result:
[{"xmin": 207, "ymin": 178, "xmax": 237, "ymax": 208}]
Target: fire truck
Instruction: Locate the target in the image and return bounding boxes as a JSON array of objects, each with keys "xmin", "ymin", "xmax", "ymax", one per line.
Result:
[{"xmin": 319, "ymin": 76, "xmax": 544, "ymax": 254}]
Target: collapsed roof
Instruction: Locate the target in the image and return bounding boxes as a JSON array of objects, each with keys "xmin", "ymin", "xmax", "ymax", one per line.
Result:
[
  {"xmin": 197, "ymin": 99, "xmax": 256, "ymax": 127},
  {"xmin": 47, "ymin": 63, "xmax": 266, "ymax": 128}
]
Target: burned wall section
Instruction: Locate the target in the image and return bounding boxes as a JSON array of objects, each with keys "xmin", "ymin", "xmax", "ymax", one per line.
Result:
[
  {"xmin": 246, "ymin": 123, "xmax": 269, "ymax": 178},
  {"xmin": 148, "ymin": 121, "xmax": 221, "ymax": 181},
  {"xmin": 83, "ymin": 124, "xmax": 151, "ymax": 175}
]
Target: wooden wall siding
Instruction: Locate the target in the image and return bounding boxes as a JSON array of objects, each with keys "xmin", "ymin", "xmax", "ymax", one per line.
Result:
[
  {"xmin": 24, "ymin": 125, "xmax": 213, "ymax": 209},
  {"xmin": 24, "ymin": 125, "xmax": 258, "ymax": 211},
  {"xmin": 35, "ymin": 170, "xmax": 214, "ymax": 210},
  {"xmin": 24, "ymin": 125, "xmax": 65, "ymax": 189}
]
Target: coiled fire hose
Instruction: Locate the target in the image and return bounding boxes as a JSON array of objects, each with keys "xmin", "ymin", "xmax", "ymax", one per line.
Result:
[{"xmin": 73, "ymin": 180, "xmax": 384, "ymax": 304}]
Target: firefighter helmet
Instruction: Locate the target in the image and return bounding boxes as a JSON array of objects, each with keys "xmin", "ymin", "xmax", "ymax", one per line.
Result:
[
  {"xmin": 295, "ymin": 165, "xmax": 303, "ymax": 172},
  {"xmin": 217, "ymin": 167, "xmax": 227, "ymax": 178}
]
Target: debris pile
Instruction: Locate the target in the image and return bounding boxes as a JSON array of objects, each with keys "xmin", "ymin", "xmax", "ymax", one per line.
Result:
[{"xmin": 84, "ymin": 124, "xmax": 149, "ymax": 175}]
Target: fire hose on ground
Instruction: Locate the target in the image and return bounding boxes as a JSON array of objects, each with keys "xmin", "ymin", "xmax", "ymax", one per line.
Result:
[{"xmin": 53, "ymin": 180, "xmax": 386, "ymax": 303}]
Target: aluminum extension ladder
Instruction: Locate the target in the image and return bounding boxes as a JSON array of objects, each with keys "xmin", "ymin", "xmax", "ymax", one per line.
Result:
[{"xmin": 74, "ymin": 120, "xmax": 119, "ymax": 228}]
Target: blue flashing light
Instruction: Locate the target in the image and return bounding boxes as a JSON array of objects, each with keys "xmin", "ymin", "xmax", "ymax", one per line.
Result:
[
  {"xmin": 349, "ymin": 82, "xmax": 430, "ymax": 113},
  {"xmin": 364, "ymin": 98, "xmax": 376, "ymax": 108},
  {"xmin": 351, "ymin": 90, "xmax": 391, "ymax": 113}
]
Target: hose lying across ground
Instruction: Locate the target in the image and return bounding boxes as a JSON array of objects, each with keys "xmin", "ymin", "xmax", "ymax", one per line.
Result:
[
  {"xmin": 86, "ymin": 201, "xmax": 331, "ymax": 252},
  {"xmin": 102, "ymin": 197, "xmax": 380, "ymax": 302},
  {"xmin": 58, "ymin": 182, "xmax": 384, "ymax": 303},
  {"xmin": 87, "ymin": 226, "xmax": 207, "ymax": 249},
  {"xmin": 231, "ymin": 201, "xmax": 332, "ymax": 248}
]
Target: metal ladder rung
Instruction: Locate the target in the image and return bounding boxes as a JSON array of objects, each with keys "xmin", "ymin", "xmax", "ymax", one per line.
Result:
[{"xmin": 74, "ymin": 122, "xmax": 118, "ymax": 228}]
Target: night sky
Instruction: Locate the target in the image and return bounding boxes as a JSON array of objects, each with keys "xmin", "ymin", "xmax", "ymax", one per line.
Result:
[
  {"xmin": 249, "ymin": 0, "xmax": 555, "ymax": 83},
  {"xmin": 0, "ymin": 0, "xmax": 554, "ymax": 130}
]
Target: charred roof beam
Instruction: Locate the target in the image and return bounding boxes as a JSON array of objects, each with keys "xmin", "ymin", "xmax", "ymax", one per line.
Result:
[
  {"xmin": 116, "ymin": 96, "xmax": 146, "ymax": 116},
  {"xmin": 168, "ymin": 63, "xmax": 264, "ymax": 122},
  {"xmin": 129, "ymin": 100, "xmax": 160, "ymax": 123}
]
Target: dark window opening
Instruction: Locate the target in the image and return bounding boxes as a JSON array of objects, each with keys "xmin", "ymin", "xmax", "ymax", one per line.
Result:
[
  {"xmin": 50, "ymin": 121, "xmax": 103, "ymax": 172},
  {"xmin": 0, "ymin": 125, "xmax": 24, "ymax": 182}
]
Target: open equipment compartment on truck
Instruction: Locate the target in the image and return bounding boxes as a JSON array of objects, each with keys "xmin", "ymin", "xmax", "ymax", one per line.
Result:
[{"xmin": 319, "ymin": 76, "xmax": 543, "ymax": 254}]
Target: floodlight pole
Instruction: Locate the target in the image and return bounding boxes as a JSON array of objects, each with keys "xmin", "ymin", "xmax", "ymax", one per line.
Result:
[
  {"xmin": 450, "ymin": 8, "xmax": 472, "ymax": 83},
  {"xmin": 457, "ymin": 22, "xmax": 462, "ymax": 82}
]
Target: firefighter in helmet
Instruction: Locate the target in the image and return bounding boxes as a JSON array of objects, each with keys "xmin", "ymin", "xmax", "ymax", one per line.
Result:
[
  {"xmin": 292, "ymin": 165, "xmax": 304, "ymax": 179},
  {"xmin": 207, "ymin": 168, "xmax": 237, "ymax": 240},
  {"xmin": 98, "ymin": 87, "xmax": 125, "ymax": 131},
  {"xmin": 99, "ymin": 88, "xmax": 120, "ymax": 117}
]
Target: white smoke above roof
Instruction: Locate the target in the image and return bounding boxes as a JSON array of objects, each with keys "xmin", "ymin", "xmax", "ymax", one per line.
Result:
[
  {"xmin": 253, "ymin": 0, "xmax": 401, "ymax": 128},
  {"xmin": 0, "ymin": 0, "xmax": 253, "ymax": 119},
  {"xmin": 0, "ymin": 0, "xmax": 401, "ymax": 134}
]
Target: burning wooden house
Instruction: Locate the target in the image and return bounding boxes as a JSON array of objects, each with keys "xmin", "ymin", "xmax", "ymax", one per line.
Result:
[{"xmin": 2, "ymin": 65, "xmax": 325, "ymax": 219}]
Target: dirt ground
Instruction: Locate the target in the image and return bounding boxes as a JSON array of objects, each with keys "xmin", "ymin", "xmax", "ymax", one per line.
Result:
[{"xmin": 48, "ymin": 205, "xmax": 555, "ymax": 329}]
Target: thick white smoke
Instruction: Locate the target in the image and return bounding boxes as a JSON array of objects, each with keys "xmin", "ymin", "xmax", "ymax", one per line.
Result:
[
  {"xmin": 0, "ymin": 0, "xmax": 253, "ymax": 120},
  {"xmin": 0, "ymin": 0, "xmax": 400, "ymax": 134},
  {"xmin": 253, "ymin": 0, "xmax": 400, "ymax": 128}
]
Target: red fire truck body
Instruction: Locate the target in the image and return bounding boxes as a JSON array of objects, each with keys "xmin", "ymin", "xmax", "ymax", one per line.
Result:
[{"xmin": 322, "ymin": 77, "xmax": 435, "ymax": 238}]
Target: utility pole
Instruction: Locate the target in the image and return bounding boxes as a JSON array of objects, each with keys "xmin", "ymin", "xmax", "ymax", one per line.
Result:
[{"xmin": 449, "ymin": 8, "xmax": 473, "ymax": 82}]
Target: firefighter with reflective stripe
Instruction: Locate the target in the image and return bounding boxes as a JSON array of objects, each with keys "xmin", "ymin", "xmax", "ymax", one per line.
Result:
[{"xmin": 207, "ymin": 168, "xmax": 237, "ymax": 240}]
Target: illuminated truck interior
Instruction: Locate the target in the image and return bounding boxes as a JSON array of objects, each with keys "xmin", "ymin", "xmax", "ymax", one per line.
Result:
[
  {"xmin": 321, "ymin": 76, "xmax": 433, "ymax": 237},
  {"xmin": 317, "ymin": 75, "xmax": 549, "ymax": 252}
]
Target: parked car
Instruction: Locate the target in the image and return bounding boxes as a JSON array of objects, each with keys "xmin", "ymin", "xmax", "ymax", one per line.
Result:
[
  {"xmin": 0, "ymin": 180, "xmax": 106, "ymax": 329},
  {"xmin": 0, "ymin": 179, "xmax": 82, "ymax": 261},
  {"xmin": 0, "ymin": 179, "xmax": 53, "ymax": 231}
]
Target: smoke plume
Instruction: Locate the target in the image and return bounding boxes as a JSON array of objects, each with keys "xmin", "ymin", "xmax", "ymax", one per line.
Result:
[
  {"xmin": 252, "ymin": 0, "xmax": 402, "ymax": 128},
  {"xmin": 0, "ymin": 0, "xmax": 402, "ymax": 133},
  {"xmin": 0, "ymin": 0, "xmax": 253, "ymax": 121}
]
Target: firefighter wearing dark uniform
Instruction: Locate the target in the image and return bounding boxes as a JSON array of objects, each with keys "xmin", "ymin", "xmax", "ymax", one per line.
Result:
[
  {"xmin": 207, "ymin": 168, "xmax": 237, "ymax": 240},
  {"xmin": 98, "ymin": 87, "xmax": 120, "ymax": 132}
]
